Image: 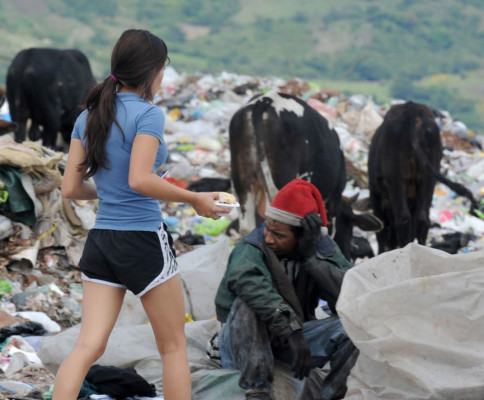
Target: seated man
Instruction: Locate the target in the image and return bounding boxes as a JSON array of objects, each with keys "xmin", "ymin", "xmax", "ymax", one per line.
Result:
[{"xmin": 214, "ymin": 179, "xmax": 359, "ymax": 400}]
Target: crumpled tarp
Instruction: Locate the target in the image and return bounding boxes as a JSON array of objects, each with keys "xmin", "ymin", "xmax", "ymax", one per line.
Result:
[
  {"xmin": 337, "ymin": 243, "xmax": 484, "ymax": 399},
  {"xmin": 39, "ymin": 317, "xmax": 326, "ymax": 400},
  {"xmin": 178, "ymin": 235, "xmax": 232, "ymax": 320}
]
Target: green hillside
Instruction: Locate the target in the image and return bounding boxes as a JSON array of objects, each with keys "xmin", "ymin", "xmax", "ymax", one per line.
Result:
[{"xmin": 1, "ymin": 0, "xmax": 484, "ymax": 131}]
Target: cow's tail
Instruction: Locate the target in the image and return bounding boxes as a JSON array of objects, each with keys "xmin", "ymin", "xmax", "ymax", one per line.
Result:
[{"xmin": 408, "ymin": 105, "xmax": 479, "ymax": 216}]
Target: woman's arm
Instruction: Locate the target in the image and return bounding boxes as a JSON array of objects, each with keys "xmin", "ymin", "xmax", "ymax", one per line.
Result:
[
  {"xmin": 129, "ymin": 134, "xmax": 229, "ymax": 219},
  {"xmin": 61, "ymin": 138, "xmax": 98, "ymax": 200}
]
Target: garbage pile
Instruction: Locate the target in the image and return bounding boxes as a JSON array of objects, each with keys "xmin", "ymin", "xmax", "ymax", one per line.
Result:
[{"xmin": 0, "ymin": 67, "xmax": 483, "ymax": 398}]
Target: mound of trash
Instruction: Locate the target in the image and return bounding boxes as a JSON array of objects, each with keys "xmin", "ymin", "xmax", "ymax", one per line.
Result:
[{"xmin": 0, "ymin": 67, "xmax": 483, "ymax": 398}]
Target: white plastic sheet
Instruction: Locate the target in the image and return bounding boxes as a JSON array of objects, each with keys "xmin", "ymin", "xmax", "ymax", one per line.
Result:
[
  {"xmin": 178, "ymin": 236, "xmax": 232, "ymax": 320},
  {"xmin": 337, "ymin": 243, "xmax": 484, "ymax": 399},
  {"xmin": 39, "ymin": 319, "xmax": 310, "ymax": 399}
]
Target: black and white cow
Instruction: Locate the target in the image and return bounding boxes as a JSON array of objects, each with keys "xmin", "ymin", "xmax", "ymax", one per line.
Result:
[
  {"xmin": 229, "ymin": 91, "xmax": 381, "ymax": 261},
  {"xmin": 6, "ymin": 48, "xmax": 96, "ymax": 149},
  {"xmin": 368, "ymin": 101, "xmax": 478, "ymax": 254}
]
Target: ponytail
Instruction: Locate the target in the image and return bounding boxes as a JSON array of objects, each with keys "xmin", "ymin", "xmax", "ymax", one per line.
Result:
[{"xmin": 79, "ymin": 76, "xmax": 122, "ymax": 178}]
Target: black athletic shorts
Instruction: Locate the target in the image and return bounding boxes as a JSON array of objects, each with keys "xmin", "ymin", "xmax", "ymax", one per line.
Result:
[{"xmin": 79, "ymin": 224, "xmax": 178, "ymax": 297}]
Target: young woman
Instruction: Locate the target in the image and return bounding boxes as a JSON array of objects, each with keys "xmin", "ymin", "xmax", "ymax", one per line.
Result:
[{"xmin": 53, "ymin": 29, "xmax": 229, "ymax": 400}]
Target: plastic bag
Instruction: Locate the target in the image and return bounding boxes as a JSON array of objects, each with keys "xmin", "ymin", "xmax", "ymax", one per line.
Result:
[{"xmin": 337, "ymin": 243, "xmax": 484, "ymax": 399}]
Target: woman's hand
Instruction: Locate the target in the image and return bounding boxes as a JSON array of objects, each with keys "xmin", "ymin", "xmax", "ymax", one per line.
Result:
[{"xmin": 191, "ymin": 192, "xmax": 231, "ymax": 220}]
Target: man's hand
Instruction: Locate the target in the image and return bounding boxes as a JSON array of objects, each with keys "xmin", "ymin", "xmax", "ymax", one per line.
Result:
[
  {"xmin": 298, "ymin": 212, "xmax": 322, "ymax": 259},
  {"xmin": 287, "ymin": 330, "xmax": 312, "ymax": 380}
]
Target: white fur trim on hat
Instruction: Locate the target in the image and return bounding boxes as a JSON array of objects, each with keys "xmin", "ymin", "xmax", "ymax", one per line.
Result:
[
  {"xmin": 265, "ymin": 205, "xmax": 302, "ymax": 226},
  {"xmin": 266, "ymin": 205, "xmax": 329, "ymax": 237}
]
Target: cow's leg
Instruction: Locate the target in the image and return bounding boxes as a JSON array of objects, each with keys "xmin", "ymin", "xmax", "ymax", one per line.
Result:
[
  {"xmin": 371, "ymin": 189, "xmax": 392, "ymax": 254},
  {"xmin": 60, "ymin": 126, "xmax": 72, "ymax": 148},
  {"xmin": 14, "ymin": 123, "xmax": 27, "ymax": 143},
  {"xmin": 376, "ymin": 223, "xmax": 391, "ymax": 254},
  {"xmin": 257, "ymin": 190, "xmax": 268, "ymax": 220},
  {"xmin": 387, "ymin": 181, "xmax": 412, "ymax": 249},
  {"xmin": 39, "ymin": 109, "xmax": 60, "ymax": 148},
  {"xmin": 334, "ymin": 212, "xmax": 352, "ymax": 262},
  {"xmin": 386, "ymin": 226, "xmax": 398, "ymax": 252},
  {"xmin": 10, "ymin": 107, "xmax": 28, "ymax": 143},
  {"xmin": 29, "ymin": 122, "xmax": 42, "ymax": 141},
  {"xmin": 239, "ymin": 190, "xmax": 259, "ymax": 235},
  {"xmin": 394, "ymin": 213, "xmax": 412, "ymax": 248},
  {"xmin": 414, "ymin": 180, "xmax": 435, "ymax": 246},
  {"xmin": 415, "ymin": 211, "xmax": 430, "ymax": 246},
  {"xmin": 374, "ymin": 184, "xmax": 410, "ymax": 253},
  {"xmin": 239, "ymin": 183, "xmax": 268, "ymax": 235}
]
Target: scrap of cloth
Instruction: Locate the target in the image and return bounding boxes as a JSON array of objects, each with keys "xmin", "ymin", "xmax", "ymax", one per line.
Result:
[
  {"xmin": 84, "ymin": 364, "xmax": 157, "ymax": 398},
  {"xmin": 0, "ymin": 165, "xmax": 36, "ymax": 226}
]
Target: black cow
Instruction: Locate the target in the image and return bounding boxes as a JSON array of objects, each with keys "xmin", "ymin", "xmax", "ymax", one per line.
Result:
[
  {"xmin": 229, "ymin": 91, "xmax": 381, "ymax": 261},
  {"xmin": 6, "ymin": 48, "xmax": 96, "ymax": 149},
  {"xmin": 368, "ymin": 101, "xmax": 478, "ymax": 254}
]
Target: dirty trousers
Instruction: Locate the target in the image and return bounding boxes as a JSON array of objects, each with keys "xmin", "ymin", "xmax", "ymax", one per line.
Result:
[{"xmin": 219, "ymin": 298, "xmax": 359, "ymax": 400}]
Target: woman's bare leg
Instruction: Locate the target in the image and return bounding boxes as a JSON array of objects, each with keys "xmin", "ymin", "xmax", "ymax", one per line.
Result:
[
  {"xmin": 141, "ymin": 274, "xmax": 190, "ymax": 400},
  {"xmin": 52, "ymin": 281, "xmax": 126, "ymax": 400}
]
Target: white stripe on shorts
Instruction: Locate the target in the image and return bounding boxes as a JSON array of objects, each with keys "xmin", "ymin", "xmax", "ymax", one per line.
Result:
[
  {"xmin": 136, "ymin": 226, "xmax": 179, "ymax": 297},
  {"xmin": 81, "ymin": 273, "xmax": 126, "ymax": 289}
]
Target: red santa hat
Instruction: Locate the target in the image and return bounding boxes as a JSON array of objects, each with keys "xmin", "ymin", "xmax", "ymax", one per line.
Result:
[{"xmin": 265, "ymin": 179, "xmax": 328, "ymax": 230}]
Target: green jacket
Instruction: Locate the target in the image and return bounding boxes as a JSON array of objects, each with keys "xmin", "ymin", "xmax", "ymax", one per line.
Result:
[{"xmin": 214, "ymin": 225, "xmax": 352, "ymax": 340}]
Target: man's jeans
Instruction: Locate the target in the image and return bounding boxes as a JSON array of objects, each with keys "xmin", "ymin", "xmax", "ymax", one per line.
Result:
[{"xmin": 219, "ymin": 298, "xmax": 358, "ymax": 399}]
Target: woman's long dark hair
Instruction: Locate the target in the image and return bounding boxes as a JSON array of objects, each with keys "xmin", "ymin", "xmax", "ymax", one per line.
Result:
[{"xmin": 79, "ymin": 29, "xmax": 169, "ymax": 178}]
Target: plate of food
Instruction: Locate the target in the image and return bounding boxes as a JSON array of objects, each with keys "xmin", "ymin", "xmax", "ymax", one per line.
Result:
[{"xmin": 215, "ymin": 192, "xmax": 240, "ymax": 216}]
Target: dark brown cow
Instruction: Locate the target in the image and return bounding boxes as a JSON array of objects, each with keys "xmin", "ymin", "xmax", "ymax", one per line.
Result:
[
  {"xmin": 229, "ymin": 90, "xmax": 381, "ymax": 261},
  {"xmin": 368, "ymin": 101, "xmax": 478, "ymax": 254}
]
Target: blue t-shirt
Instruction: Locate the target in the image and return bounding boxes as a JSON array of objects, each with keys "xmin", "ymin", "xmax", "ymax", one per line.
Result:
[{"xmin": 72, "ymin": 92, "xmax": 168, "ymax": 231}]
